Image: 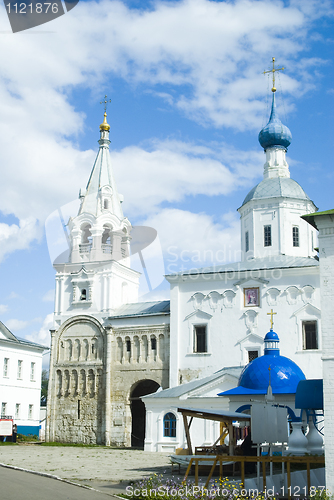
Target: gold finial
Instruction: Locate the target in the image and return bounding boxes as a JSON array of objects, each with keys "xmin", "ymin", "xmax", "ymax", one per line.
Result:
[
  {"xmin": 263, "ymin": 57, "xmax": 284, "ymax": 92},
  {"xmin": 267, "ymin": 309, "xmax": 277, "ymax": 329},
  {"xmin": 100, "ymin": 112, "xmax": 110, "ymax": 132},
  {"xmin": 99, "ymin": 95, "xmax": 111, "ymax": 132}
]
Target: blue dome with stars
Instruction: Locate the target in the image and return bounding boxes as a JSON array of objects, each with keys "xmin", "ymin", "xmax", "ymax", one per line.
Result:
[
  {"xmin": 258, "ymin": 93, "xmax": 292, "ymax": 151},
  {"xmin": 219, "ymin": 329, "xmax": 305, "ymax": 396}
]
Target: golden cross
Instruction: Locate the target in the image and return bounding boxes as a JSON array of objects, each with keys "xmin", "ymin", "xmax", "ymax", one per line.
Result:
[
  {"xmin": 100, "ymin": 95, "xmax": 111, "ymax": 112},
  {"xmin": 267, "ymin": 309, "xmax": 277, "ymax": 329},
  {"xmin": 263, "ymin": 57, "xmax": 284, "ymax": 93}
]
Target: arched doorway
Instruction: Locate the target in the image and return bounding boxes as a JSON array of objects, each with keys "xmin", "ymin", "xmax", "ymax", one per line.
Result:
[{"xmin": 130, "ymin": 379, "xmax": 160, "ymax": 448}]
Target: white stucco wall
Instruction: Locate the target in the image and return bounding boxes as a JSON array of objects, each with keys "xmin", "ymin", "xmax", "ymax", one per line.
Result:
[
  {"xmin": 168, "ymin": 264, "xmax": 321, "ymax": 387},
  {"xmin": 0, "ymin": 341, "xmax": 44, "ymax": 434}
]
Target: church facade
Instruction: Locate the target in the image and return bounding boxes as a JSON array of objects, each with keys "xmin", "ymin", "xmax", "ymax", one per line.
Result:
[
  {"xmin": 47, "ymin": 88, "xmax": 322, "ymax": 448},
  {"xmin": 46, "ymin": 113, "xmax": 170, "ymax": 446}
]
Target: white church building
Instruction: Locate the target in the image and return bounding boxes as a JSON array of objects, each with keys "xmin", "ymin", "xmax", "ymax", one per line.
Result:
[{"xmin": 46, "ymin": 86, "xmax": 322, "ymax": 449}]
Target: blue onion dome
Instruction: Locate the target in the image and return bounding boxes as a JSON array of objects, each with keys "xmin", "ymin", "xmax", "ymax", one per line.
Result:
[
  {"xmin": 237, "ymin": 330, "xmax": 305, "ymax": 394},
  {"xmin": 258, "ymin": 93, "xmax": 292, "ymax": 151}
]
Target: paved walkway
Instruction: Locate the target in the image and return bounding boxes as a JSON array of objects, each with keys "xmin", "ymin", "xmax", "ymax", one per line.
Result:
[{"xmin": 0, "ymin": 444, "xmax": 175, "ymax": 496}]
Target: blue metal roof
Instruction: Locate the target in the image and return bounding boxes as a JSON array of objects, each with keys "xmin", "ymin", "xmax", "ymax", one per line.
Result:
[
  {"xmin": 109, "ymin": 300, "xmax": 170, "ymax": 319},
  {"xmin": 241, "ymin": 177, "xmax": 311, "ymax": 207},
  {"xmin": 264, "ymin": 330, "xmax": 279, "ymax": 342},
  {"xmin": 295, "ymin": 379, "xmax": 323, "ymax": 410},
  {"xmin": 220, "ymin": 354, "xmax": 305, "ymax": 396}
]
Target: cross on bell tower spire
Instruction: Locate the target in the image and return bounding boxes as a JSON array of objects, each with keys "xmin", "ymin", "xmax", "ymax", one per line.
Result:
[
  {"xmin": 267, "ymin": 309, "xmax": 277, "ymax": 330},
  {"xmin": 263, "ymin": 57, "xmax": 284, "ymax": 92},
  {"xmin": 99, "ymin": 95, "xmax": 111, "ymax": 133},
  {"xmin": 100, "ymin": 94, "xmax": 111, "ymax": 112}
]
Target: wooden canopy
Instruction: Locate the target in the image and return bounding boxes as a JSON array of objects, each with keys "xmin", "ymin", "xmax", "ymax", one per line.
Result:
[{"xmin": 177, "ymin": 407, "xmax": 251, "ymax": 455}]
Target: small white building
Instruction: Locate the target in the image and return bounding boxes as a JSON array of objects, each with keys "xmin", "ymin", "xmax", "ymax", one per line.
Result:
[
  {"xmin": 142, "ymin": 367, "xmax": 242, "ymax": 452},
  {"xmin": 0, "ymin": 321, "xmax": 47, "ymax": 437}
]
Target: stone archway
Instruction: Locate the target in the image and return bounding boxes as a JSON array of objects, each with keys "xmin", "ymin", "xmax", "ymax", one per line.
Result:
[{"xmin": 130, "ymin": 379, "xmax": 160, "ymax": 448}]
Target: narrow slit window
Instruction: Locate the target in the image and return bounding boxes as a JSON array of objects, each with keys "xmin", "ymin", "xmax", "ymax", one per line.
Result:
[
  {"xmin": 126, "ymin": 340, "xmax": 131, "ymax": 352},
  {"xmin": 151, "ymin": 337, "xmax": 157, "ymax": 350},
  {"xmin": 293, "ymin": 226, "xmax": 299, "ymax": 247},
  {"xmin": 194, "ymin": 325, "xmax": 207, "ymax": 353},
  {"xmin": 245, "ymin": 231, "xmax": 249, "ymax": 253},
  {"xmin": 302, "ymin": 321, "xmax": 318, "ymax": 350},
  {"xmin": 264, "ymin": 225, "xmax": 272, "ymax": 247}
]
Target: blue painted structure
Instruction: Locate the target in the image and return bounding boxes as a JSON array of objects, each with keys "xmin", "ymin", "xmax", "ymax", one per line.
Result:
[
  {"xmin": 258, "ymin": 93, "xmax": 292, "ymax": 151},
  {"xmin": 17, "ymin": 425, "xmax": 40, "ymax": 437},
  {"xmin": 219, "ymin": 329, "xmax": 306, "ymax": 396},
  {"xmin": 295, "ymin": 379, "xmax": 323, "ymax": 410}
]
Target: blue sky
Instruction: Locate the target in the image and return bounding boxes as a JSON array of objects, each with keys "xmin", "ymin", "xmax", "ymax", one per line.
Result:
[{"xmin": 0, "ymin": 0, "xmax": 333, "ymax": 359}]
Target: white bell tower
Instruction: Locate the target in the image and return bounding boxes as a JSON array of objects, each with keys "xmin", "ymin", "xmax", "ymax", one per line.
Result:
[
  {"xmin": 238, "ymin": 59, "xmax": 318, "ymax": 261},
  {"xmin": 53, "ymin": 106, "xmax": 140, "ymax": 328}
]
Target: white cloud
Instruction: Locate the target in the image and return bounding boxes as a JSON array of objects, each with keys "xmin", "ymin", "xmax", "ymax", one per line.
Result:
[
  {"xmin": 142, "ymin": 208, "xmax": 241, "ymax": 274},
  {"xmin": 6, "ymin": 319, "xmax": 29, "ymax": 331},
  {"xmin": 26, "ymin": 313, "xmax": 53, "ymax": 347},
  {"xmin": 0, "ymin": 304, "xmax": 9, "ymax": 314},
  {"xmin": 7, "ymin": 292, "xmax": 21, "ymax": 300},
  {"xmin": 0, "ymin": 0, "xmax": 331, "ymax": 259},
  {"xmin": 0, "ymin": 218, "xmax": 42, "ymax": 262},
  {"xmin": 113, "ymin": 139, "xmax": 263, "ymax": 217}
]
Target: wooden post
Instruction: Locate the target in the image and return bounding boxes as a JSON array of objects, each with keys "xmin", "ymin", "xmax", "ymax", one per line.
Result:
[
  {"xmin": 204, "ymin": 457, "xmax": 218, "ymax": 489},
  {"xmin": 262, "ymin": 459, "xmax": 266, "ymax": 491},
  {"xmin": 241, "ymin": 457, "xmax": 245, "ymax": 487},
  {"xmin": 287, "ymin": 460, "xmax": 291, "ymax": 500},
  {"xmin": 228, "ymin": 423, "xmax": 234, "ymax": 456},
  {"xmin": 195, "ymin": 459, "xmax": 199, "ymax": 486},
  {"xmin": 307, "ymin": 461, "xmax": 311, "ymax": 496},
  {"xmin": 183, "ymin": 457, "xmax": 193, "ymax": 482},
  {"xmin": 183, "ymin": 414, "xmax": 193, "ymax": 455}
]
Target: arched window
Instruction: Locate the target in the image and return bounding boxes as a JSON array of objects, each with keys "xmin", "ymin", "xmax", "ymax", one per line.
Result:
[
  {"xmin": 102, "ymin": 225, "xmax": 112, "ymax": 244},
  {"xmin": 102, "ymin": 225, "xmax": 112, "ymax": 254},
  {"xmin": 81, "ymin": 224, "xmax": 92, "ymax": 244},
  {"xmin": 80, "ymin": 289, "xmax": 87, "ymax": 301},
  {"xmin": 163, "ymin": 412, "xmax": 176, "ymax": 437}
]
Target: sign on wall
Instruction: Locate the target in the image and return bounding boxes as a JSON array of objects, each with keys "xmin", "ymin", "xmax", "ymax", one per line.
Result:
[{"xmin": 0, "ymin": 419, "xmax": 13, "ymax": 436}]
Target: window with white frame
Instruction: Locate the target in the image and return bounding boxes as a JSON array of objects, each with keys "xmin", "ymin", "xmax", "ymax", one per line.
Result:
[
  {"xmin": 193, "ymin": 325, "xmax": 207, "ymax": 353},
  {"xmin": 248, "ymin": 350, "xmax": 259, "ymax": 363},
  {"xmin": 28, "ymin": 404, "xmax": 33, "ymax": 419},
  {"xmin": 302, "ymin": 321, "xmax": 318, "ymax": 350},
  {"xmin": 17, "ymin": 360, "xmax": 23, "ymax": 379},
  {"xmin": 264, "ymin": 225, "xmax": 272, "ymax": 247},
  {"xmin": 30, "ymin": 362, "xmax": 35, "ymax": 381},
  {"xmin": 1, "ymin": 402, "xmax": 7, "ymax": 417},
  {"xmin": 15, "ymin": 404, "xmax": 20, "ymax": 419},
  {"xmin": 293, "ymin": 226, "xmax": 299, "ymax": 247},
  {"xmin": 163, "ymin": 412, "xmax": 176, "ymax": 437},
  {"xmin": 3, "ymin": 358, "xmax": 9, "ymax": 377}
]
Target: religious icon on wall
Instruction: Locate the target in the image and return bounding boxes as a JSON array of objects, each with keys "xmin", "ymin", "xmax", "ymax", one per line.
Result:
[{"xmin": 244, "ymin": 287, "xmax": 260, "ymax": 307}]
